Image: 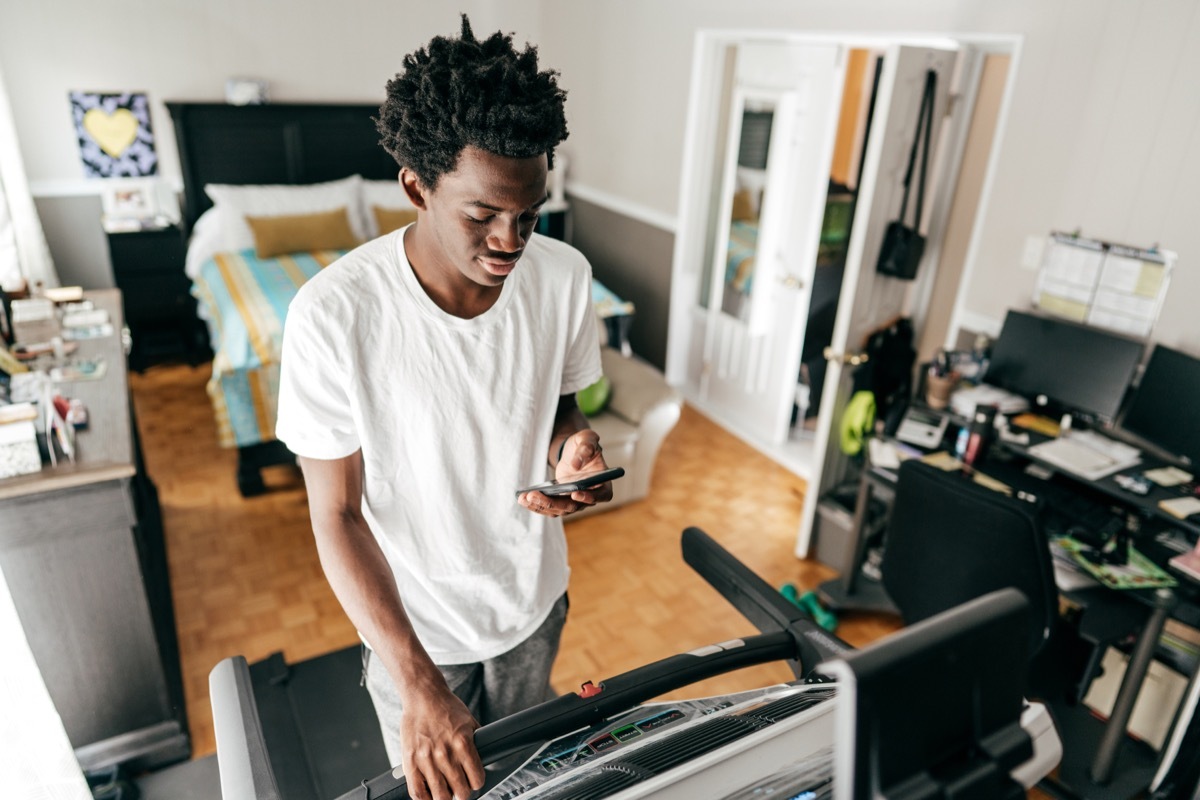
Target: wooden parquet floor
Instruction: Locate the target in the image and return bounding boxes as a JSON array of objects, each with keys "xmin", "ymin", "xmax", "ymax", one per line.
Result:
[{"xmin": 129, "ymin": 363, "xmax": 903, "ymax": 761}]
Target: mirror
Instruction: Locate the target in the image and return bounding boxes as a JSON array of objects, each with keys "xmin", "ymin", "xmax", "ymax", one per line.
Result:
[{"xmin": 719, "ymin": 100, "xmax": 774, "ymax": 322}]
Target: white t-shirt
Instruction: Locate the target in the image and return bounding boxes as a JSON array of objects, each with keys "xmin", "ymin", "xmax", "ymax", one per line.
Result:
[{"xmin": 276, "ymin": 229, "xmax": 601, "ymax": 663}]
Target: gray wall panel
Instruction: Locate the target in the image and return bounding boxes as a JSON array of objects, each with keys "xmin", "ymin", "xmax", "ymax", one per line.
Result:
[
  {"xmin": 35, "ymin": 195, "xmax": 114, "ymax": 290},
  {"xmin": 569, "ymin": 196, "xmax": 674, "ymax": 372}
]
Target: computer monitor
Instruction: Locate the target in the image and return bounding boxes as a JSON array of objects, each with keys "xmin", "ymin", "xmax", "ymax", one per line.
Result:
[
  {"xmin": 824, "ymin": 589, "xmax": 1035, "ymax": 800},
  {"xmin": 1119, "ymin": 344, "xmax": 1200, "ymax": 466},
  {"xmin": 984, "ymin": 310, "xmax": 1144, "ymax": 423}
]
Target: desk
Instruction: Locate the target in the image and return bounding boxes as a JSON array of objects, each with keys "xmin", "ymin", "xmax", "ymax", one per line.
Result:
[
  {"xmin": 1002, "ymin": 427, "xmax": 1200, "ymax": 543},
  {"xmin": 0, "ymin": 290, "xmax": 189, "ymax": 771},
  {"xmin": 819, "ymin": 432, "xmax": 1199, "ymax": 800}
]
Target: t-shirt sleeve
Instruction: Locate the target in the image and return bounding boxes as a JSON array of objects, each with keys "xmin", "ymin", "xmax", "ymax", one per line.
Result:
[
  {"xmin": 560, "ymin": 262, "xmax": 603, "ymax": 395},
  {"xmin": 275, "ymin": 291, "xmax": 361, "ymax": 459}
]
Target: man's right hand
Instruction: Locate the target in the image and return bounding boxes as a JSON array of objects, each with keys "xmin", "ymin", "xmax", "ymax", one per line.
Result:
[{"xmin": 400, "ymin": 682, "xmax": 486, "ymax": 800}]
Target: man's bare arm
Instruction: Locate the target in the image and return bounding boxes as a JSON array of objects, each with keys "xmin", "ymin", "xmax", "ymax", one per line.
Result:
[{"xmin": 298, "ymin": 453, "xmax": 484, "ymax": 800}]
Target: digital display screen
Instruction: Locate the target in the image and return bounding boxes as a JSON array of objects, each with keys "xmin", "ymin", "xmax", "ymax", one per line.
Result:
[
  {"xmin": 984, "ymin": 310, "xmax": 1144, "ymax": 422},
  {"xmin": 1119, "ymin": 344, "xmax": 1200, "ymax": 465}
]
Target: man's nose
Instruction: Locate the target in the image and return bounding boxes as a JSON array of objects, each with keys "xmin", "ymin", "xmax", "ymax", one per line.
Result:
[{"xmin": 489, "ymin": 219, "xmax": 525, "ymax": 254}]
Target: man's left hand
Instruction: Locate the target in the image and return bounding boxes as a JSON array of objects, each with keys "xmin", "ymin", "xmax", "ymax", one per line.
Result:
[{"xmin": 519, "ymin": 430, "xmax": 613, "ymax": 517}]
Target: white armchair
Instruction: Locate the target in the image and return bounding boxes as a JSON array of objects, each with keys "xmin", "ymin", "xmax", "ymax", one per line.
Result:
[{"xmin": 576, "ymin": 346, "xmax": 682, "ymax": 516}]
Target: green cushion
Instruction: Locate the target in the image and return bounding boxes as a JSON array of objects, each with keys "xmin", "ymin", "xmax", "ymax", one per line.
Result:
[{"xmin": 577, "ymin": 375, "xmax": 612, "ymax": 417}]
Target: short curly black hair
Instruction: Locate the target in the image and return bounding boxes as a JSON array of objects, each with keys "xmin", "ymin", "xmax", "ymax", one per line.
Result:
[{"xmin": 376, "ymin": 15, "xmax": 568, "ymax": 189}]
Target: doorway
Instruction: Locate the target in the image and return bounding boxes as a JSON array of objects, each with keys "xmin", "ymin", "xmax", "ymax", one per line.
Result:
[{"xmin": 663, "ymin": 32, "xmax": 1021, "ymax": 556}]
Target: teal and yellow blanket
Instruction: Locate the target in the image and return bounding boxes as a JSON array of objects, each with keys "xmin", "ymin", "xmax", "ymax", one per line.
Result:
[{"xmin": 192, "ymin": 249, "xmax": 344, "ymax": 448}]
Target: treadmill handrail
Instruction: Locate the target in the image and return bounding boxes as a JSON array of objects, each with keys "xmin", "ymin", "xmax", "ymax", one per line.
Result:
[
  {"xmin": 210, "ymin": 656, "xmax": 284, "ymax": 800},
  {"xmin": 342, "ymin": 630, "xmax": 800, "ymax": 800},
  {"xmin": 681, "ymin": 526, "xmax": 852, "ymax": 675}
]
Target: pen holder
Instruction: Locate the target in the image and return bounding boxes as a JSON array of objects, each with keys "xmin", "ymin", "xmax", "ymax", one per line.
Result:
[{"xmin": 925, "ymin": 370, "xmax": 960, "ymax": 410}]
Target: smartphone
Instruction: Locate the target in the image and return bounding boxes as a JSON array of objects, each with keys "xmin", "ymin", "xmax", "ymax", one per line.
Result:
[{"xmin": 516, "ymin": 466, "xmax": 625, "ymax": 498}]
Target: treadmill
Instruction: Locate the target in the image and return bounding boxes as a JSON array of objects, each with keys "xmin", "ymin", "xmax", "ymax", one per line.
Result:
[{"xmin": 210, "ymin": 527, "xmax": 1061, "ymax": 799}]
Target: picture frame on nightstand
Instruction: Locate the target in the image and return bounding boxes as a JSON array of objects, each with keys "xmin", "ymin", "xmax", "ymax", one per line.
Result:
[{"xmin": 100, "ymin": 179, "xmax": 175, "ymax": 233}]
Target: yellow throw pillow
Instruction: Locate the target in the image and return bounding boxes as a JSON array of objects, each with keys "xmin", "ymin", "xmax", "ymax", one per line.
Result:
[
  {"xmin": 373, "ymin": 205, "xmax": 419, "ymax": 236},
  {"xmin": 730, "ymin": 189, "xmax": 757, "ymax": 222},
  {"xmin": 244, "ymin": 207, "xmax": 359, "ymax": 259}
]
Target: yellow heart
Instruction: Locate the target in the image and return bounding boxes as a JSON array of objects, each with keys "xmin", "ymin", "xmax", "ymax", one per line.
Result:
[{"xmin": 83, "ymin": 108, "xmax": 139, "ymax": 158}]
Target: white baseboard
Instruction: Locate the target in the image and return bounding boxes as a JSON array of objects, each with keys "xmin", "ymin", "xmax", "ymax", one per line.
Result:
[{"xmin": 565, "ymin": 180, "xmax": 678, "ymax": 234}]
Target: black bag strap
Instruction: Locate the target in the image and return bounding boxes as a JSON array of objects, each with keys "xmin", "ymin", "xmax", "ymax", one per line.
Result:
[{"xmin": 897, "ymin": 69, "xmax": 937, "ymax": 228}]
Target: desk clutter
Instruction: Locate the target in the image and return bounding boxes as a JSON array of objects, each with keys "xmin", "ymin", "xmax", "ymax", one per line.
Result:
[
  {"xmin": 0, "ymin": 286, "xmax": 103, "ymax": 478},
  {"xmin": 813, "ymin": 304, "xmax": 1200, "ymax": 800}
]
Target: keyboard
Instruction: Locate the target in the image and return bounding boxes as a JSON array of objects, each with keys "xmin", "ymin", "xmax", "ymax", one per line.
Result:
[{"xmin": 1027, "ymin": 432, "xmax": 1141, "ymax": 481}]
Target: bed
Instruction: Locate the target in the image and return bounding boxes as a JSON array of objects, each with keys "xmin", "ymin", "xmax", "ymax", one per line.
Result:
[{"xmin": 168, "ymin": 102, "xmax": 399, "ymax": 495}]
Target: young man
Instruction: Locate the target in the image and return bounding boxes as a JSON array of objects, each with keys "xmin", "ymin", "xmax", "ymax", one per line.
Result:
[{"xmin": 276, "ymin": 17, "xmax": 614, "ymax": 800}]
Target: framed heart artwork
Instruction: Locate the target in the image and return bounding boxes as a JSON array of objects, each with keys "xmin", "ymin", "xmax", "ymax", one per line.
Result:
[{"xmin": 69, "ymin": 91, "xmax": 158, "ymax": 178}]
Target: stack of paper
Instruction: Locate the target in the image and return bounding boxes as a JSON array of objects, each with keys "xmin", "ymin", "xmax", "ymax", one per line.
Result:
[{"xmin": 949, "ymin": 383, "xmax": 1030, "ymax": 418}]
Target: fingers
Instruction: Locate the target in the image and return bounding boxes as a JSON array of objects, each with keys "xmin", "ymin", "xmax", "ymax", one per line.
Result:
[
  {"xmin": 519, "ymin": 490, "xmax": 580, "ymax": 517},
  {"xmin": 458, "ymin": 739, "xmax": 486, "ymax": 795},
  {"xmin": 404, "ymin": 737, "xmax": 484, "ymax": 800},
  {"xmin": 572, "ymin": 481, "xmax": 613, "ymax": 505},
  {"xmin": 400, "ymin": 691, "xmax": 484, "ymax": 800},
  {"xmin": 564, "ymin": 430, "xmax": 604, "ymax": 472},
  {"xmin": 518, "ymin": 487, "xmax": 612, "ymax": 517}
]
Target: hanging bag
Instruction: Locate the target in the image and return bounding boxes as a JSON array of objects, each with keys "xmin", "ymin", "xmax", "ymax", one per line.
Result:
[{"xmin": 876, "ymin": 69, "xmax": 937, "ymax": 281}]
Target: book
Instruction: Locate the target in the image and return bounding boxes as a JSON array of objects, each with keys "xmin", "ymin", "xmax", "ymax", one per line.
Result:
[
  {"xmin": 1160, "ymin": 496, "xmax": 1200, "ymax": 520},
  {"xmin": 1167, "ymin": 548, "xmax": 1200, "ymax": 583}
]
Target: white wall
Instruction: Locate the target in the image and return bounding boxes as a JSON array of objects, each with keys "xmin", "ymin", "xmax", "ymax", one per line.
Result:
[
  {"xmin": 1, "ymin": 1, "xmax": 543, "ymax": 188},
  {"xmin": 4, "ymin": 0, "xmax": 1197, "ymax": 352}
]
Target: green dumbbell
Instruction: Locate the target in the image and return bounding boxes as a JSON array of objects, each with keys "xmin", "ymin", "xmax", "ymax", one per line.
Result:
[{"xmin": 780, "ymin": 583, "xmax": 839, "ymax": 632}]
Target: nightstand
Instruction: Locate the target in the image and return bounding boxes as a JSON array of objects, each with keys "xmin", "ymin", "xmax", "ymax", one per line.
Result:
[{"xmin": 105, "ymin": 224, "xmax": 210, "ymax": 370}]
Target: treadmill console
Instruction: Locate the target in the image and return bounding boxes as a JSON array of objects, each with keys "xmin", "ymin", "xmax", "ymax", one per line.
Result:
[{"xmin": 487, "ymin": 683, "xmax": 836, "ymax": 799}]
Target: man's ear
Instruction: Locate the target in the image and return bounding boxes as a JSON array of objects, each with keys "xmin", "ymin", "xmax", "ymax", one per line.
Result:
[{"xmin": 399, "ymin": 168, "xmax": 428, "ymax": 210}]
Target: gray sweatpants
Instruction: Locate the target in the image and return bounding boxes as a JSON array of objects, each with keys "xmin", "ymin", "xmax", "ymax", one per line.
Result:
[{"xmin": 364, "ymin": 594, "xmax": 569, "ymax": 768}]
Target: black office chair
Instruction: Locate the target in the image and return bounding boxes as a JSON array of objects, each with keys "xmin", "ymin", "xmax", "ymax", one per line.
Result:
[
  {"xmin": 880, "ymin": 460, "xmax": 1059, "ymax": 677},
  {"xmin": 879, "ymin": 460, "xmax": 1174, "ymax": 797}
]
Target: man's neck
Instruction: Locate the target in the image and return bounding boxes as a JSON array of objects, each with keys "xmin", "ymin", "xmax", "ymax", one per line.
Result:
[{"xmin": 402, "ymin": 226, "xmax": 502, "ymax": 320}]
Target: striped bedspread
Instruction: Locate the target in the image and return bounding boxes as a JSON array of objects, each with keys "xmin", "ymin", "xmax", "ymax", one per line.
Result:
[
  {"xmin": 192, "ymin": 249, "xmax": 345, "ymax": 448},
  {"xmin": 725, "ymin": 219, "xmax": 759, "ymax": 295}
]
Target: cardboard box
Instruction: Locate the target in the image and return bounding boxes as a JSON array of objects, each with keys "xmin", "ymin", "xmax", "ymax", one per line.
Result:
[{"xmin": 1083, "ymin": 646, "xmax": 1189, "ymax": 751}]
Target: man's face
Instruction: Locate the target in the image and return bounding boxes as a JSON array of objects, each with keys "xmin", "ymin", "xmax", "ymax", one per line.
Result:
[{"xmin": 409, "ymin": 145, "xmax": 548, "ymax": 291}]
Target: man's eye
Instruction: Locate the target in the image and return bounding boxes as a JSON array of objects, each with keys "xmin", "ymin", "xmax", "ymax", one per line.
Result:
[
  {"xmin": 521, "ymin": 213, "xmax": 540, "ymax": 224},
  {"xmin": 467, "ymin": 216, "xmax": 492, "ymax": 225}
]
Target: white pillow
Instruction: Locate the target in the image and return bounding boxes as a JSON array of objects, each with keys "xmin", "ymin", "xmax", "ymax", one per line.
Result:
[
  {"xmin": 362, "ymin": 179, "xmax": 416, "ymax": 238},
  {"xmin": 204, "ymin": 175, "xmax": 366, "ymax": 253},
  {"xmin": 185, "ymin": 208, "xmax": 224, "ymax": 280}
]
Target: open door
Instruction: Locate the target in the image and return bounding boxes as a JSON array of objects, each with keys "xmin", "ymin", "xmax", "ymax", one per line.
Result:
[
  {"xmin": 796, "ymin": 44, "xmax": 960, "ymax": 556},
  {"xmin": 668, "ymin": 40, "xmax": 846, "ymax": 447}
]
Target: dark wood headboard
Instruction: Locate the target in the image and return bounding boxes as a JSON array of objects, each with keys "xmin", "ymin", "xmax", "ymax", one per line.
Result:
[{"xmin": 166, "ymin": 102, "xmax": 398, "ymax": 231}]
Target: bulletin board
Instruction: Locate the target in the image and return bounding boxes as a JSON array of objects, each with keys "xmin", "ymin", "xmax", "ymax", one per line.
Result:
[{"xmin": 1033, "ymin": 232, "xmax": 1174, "ymax": 338}]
